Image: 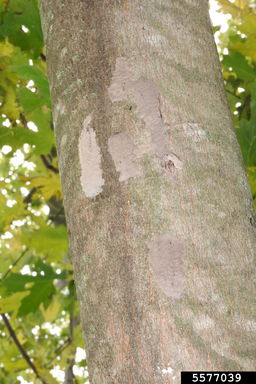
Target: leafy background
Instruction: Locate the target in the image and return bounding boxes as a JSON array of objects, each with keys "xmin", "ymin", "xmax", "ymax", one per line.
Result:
[{"xmin": 0, "ymin": 0, "xmax": 255, "ymax": 383}]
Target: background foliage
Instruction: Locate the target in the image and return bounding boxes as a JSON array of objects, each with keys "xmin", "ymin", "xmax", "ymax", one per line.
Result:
[{"xmin": 0, "ymin": 0, "xmax": 255, "ymax": 383}]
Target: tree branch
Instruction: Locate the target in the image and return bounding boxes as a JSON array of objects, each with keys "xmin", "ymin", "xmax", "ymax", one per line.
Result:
[
  {"xmin": 55, "ymin": 337, "xmax": 72, "ymax": 357},
  {"xmin": 1, "ymin": 313, "xmax": 47, "ymax": 384}
]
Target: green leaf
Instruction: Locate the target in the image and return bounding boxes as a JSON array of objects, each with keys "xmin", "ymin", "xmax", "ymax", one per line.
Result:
[
  {"xmin": 18, "ymin": 278, "xmax": 55, "ymax": 316},
  {"xmin": 1, "ymin": 261, "xmax": 66, "ymax": 315},
  {"xmin": 17, "ymin": 88, "xmax": 46, "ymax": 113},
  {"xmin": 0, "ymin": 123, "xmax": 53, "ymax": 155},
  {"xmin": 21, "ymin": 225, "xmax": 68, "ymax": 262},
  {"xmin": 9, "ymin": 64, "xmax": 50, "ymax": 100},
  {"xmin": 2, "ymin": 260, "xmax": 65, "ymax": 295},
  {"xmin": 0, "ymin": 0, "xmax": 43, "ymax": 57},
  {"xmin": 222, "ymin": 52, "xmax": 256, "ymax": 82}
]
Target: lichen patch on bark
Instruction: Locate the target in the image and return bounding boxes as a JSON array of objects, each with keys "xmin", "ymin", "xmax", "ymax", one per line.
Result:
[
  {"xmin": 78, "ymin": 115, "xmax": 104, "ymax": 198},
  {"xmin": 183, "ymin": 122, "xmax": 208, "ymax": 142},
  {"xmin": 157, "ymin": 365, "xmax": 174, "ymax": 375},
  {"xmin": 193, "ymin": 314, "xmax": 215, "ymax": 332},
  {"xmin": 108, "ymin": 57, "xmax": 182, "ymax": 177},
  {"xmin": 60, "ymin": 134, "xmax": 67, "ymax": 147},
  {"xmin": 148, "ymin": 233, "xmax": 185, "ymax": 299},
  {"xmin": 108, "ymin": 131, "xmax": 142, "ymax": 182}
]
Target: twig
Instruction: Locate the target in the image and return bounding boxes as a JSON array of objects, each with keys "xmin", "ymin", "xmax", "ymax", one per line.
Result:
[
  {"xmin": 48, "ymin": 205, "xmax": 64, "ymax": 223},
  {"xmin": 1, "ymin": 314, "xmax": 47, "ymax": 384},
  {"xmin": 1, "ymin": 248, "xmax": 28, "ymax": 282},
  {"xmin": 238, "ymin": 94, "xmax": 251, "ymax": 119},
  {"xmin": 40, "ymin": 155, "xmax": 59, "ymax": 174},
  {"xmin": 55, "ymin": 337, "xmax": 72, "ymax": 357},
  {"xmin": 226, "ymin": 89, "xmax": 241, "ymax": 99},
  {"xmin": 23, "ymin": 187, "xmax": 37, "ymax": 204}
]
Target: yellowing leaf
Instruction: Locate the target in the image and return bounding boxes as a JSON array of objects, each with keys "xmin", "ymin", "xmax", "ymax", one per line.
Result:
[
  {"xmin": 73, "ymin": 323, "xmax": 85, "ymax": 348},
  {"xmin": 34, "ymin": 360, "xmax": 59, "ymax": 384},
  {"xmin": 232, "ymin": 39, "xmax": 256, "ymax": 60},
  {"xmin": 16, "ymin": 329, "xmax": 27, "ymax": 345},
  {"xmin": 0, "ymin": 80, "xmax": 21, "ymax": 120},
  {"xmin": 60, "ymin": 344, "xmax": 76, "ymax": 366},
  {"xmin": 1, "ymin": 195, "xmax": 27, "ymax": 230},
  {"xmin": 40, "ymin": 298, "xmax": 60, "ymax": 322},
  {"xmin": 3, "ymin": 237, "xmax": 22, "ymax": 253},
  {"xmin": 36, "ymin": 346, "xmax": 48, "ymax": 359},
  {"xmin": 217, "ymin": 0, "xmax": 246, "ymax": 17},
  {"xmin": 4, "ymin": 358, "xmax": 28, "ymax": 371},
  {"xmin": 222, "ymin": 70, "xmax": 237, "ymax": 80},
  {"xmin": 0, "ymin": 194, "xmax": 6, "ymax": 207},
  {"xmin": 0, "ymin": 39, "xmax": 14, "ymax": 57},
  {"xmin": 0, "ymin": 291, "xmax": 30, "ymax": 313},
  {"xmin": 0, "ymin": 338, "xmax": 19, "ymax": 359},
  {"xmin": 233, "ymin": 0, "xmax": 249, "ymax": 10},
  {"xmin": 239, "ymin": 13, "xmax": 256, "ymax": 36},
  {"xmin": 22, "ymin": 172, "xmax": 62, "ymax": 200}
]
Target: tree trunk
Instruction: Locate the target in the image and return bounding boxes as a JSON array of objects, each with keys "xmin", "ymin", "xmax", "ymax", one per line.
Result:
[{"xmin": 39, "ymin": 1, "xmax": 256, "ymax": 382}]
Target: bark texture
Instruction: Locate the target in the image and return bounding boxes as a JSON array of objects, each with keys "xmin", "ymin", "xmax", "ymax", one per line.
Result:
[{"xmin": 39, "ymin": 1, "xmax": 256, "ymax": 383}]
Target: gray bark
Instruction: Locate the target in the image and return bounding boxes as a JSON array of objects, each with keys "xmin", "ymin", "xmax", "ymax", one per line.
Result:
[{"xmin": 39, "ymin": 1, "xmax": 256, "ymax": 383}]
